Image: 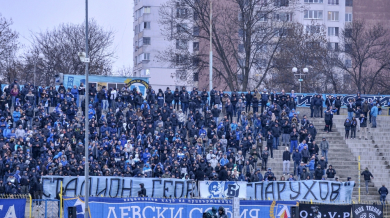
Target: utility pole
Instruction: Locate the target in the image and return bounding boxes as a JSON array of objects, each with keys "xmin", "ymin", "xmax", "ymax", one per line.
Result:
[
  {"xmin": 209, "ymin": 0, "xmax": 213, "ymax": 91},
  {"xmin": 84, "ymin": 0, "xmax": 90, "ymax": 217}
]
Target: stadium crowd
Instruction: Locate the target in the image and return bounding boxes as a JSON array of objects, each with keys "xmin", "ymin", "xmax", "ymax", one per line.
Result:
[{"xmin": 0, "ymin": 79, "xmax": 383, "ymax": 201}]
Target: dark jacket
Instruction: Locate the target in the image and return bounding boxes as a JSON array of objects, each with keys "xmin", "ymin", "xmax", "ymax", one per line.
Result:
[
  {"xmin": 138, "ymin": 183, "xmax": 147, "ymax": 197},
  {"xmin": 361, "ymin": 170, "xmax": 373, "ymax": 181},
  {"xmin": 283, "ymin": 151, "xmax": 290, "ymax": 161}
]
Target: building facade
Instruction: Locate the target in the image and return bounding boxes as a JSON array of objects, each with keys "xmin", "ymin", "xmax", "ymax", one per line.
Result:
[{"xmin": 133, "ymin": 0, "xmax": 189, "ymax": 91}]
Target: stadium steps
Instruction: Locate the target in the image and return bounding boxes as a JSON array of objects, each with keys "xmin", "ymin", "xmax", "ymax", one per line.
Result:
[{"xmin": 328, "ymin": 115, "xmax": 390, "ymax": 204}]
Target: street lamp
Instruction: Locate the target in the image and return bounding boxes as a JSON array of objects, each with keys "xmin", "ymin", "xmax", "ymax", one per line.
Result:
[
  {"xmin": 292, "ymin": 67, "xmax": 308, "ymax": 93},
  {"xmin": 27, "ymin": 53, "xmax": 45, "ymax": 88}
]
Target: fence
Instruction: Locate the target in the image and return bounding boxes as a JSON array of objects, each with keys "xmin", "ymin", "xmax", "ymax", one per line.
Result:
[{"xmin": 31, "ymin": 199, "xmax": 60, "ymax": 218}]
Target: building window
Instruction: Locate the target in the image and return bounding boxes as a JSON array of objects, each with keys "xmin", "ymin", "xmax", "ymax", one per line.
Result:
[
  {"xmin": 274, "ymin": 0, "xmax": 289, "ymax": 7},
  {"xmin": 193, "ymin": 10, "xmax": 199, "ymax": 20},
  {"xmin": 306, "ymin": 25, "xmax": 321, "ymax": 34},
  {"xmin": 304, "ymin": 0, "xmax": 323, "ymax": 3},
  {"xmin": 137, "ymin": 53, "xmax": 150, "ymax": 63},
  {"xmin": 193, "ymin": 26, "xmax": 200, "ymax": 36},
  {"xmin": 176, "ymin": 8, "xmax": 188, "ymax": 18},
  {"xmin": 345, "ymin": 44, "xmax": 352, "ymax": 53},
  {"xmin": 328, "ymin": 27, "xmax": 339, "ymax": 36},
  {"xmin": 328, "ymin": 0, "xmax": 339, "ymax": 5},
  {"xmin": 193, "ymin": 42, "xmax": 199, "ymax": 51},
  {"xmin": 345, "ymin": 13, "xmax": 352, "ymax": 22},
  {"xmin": 177, "ymin": 23, "xmax": 187, "ymax": 33},
  {"xmin": 257, "ymin": 12, "xmax": 268, "ymax": 22},
  {"xmin": 175, "ymin": 55, "xmax": 187, "ymax": 64},
  {"xmin": 144, "ymin": 22, "xmax": 151, "ymax": 29},
  {"xmin": 238, "ymin": 44, "xmax": 244, "ymax": 53},
  {"xmin": 238, "ymin": 59, "xmax": 245, "ymax": 67},
  {"xmin": 193, "ymin": 72, "xmax": 199, "ymax": 81},
  {"xmin": 176, "ymin": 39, "xmax": 188, "ymax": 49},
  {"xmin": 304, "ymin": 10, "xmax": 323, "ymax": 19},
  {"xmin": 345, "ymin": 0, "xmax": 353, "ymax": 6},
  {"xmin": 306, "ymin": 42, "xmax": 320, "ymax": 48},
  {"xmin": 256, "ymin": 59, "xmax": 267, "ymax": 69},
  {"xmin": 327, "ymin": 42, "xmax": 339, "ymax": 51},
  {"xmin": 143, "ymin": 37, "xmax": 151, "ymax": 45},
  {"xmin": 345, "ymin": 59, "xmax": 352, "ymax": 68},
  {"xmin": 328, "ymin": 11, "xmax": 339, "ymax": 21},
  {"xmin": 143, "ymin": 7, "xmax": 151, "ymax": 14},
  {"xmin": 345, "ymin": 28, "xmax": 352, "ymax": 38},
  {"xmin": 238, "ymin": 29, "xmax": 244, "ymax": 37},
  {"xmin": 273, "ymin": 12, "xmax": 293, "ymax": 21}
]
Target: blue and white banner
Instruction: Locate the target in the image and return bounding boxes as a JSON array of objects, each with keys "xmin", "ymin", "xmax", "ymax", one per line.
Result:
[
  {"xmin": 0, "ymin": 199, "xmax": 26, "ymax": 218},
  {"xmin": 199, "ymin": 181, "xmax": 247, "ymax": 198},
  {"xmin": 240, "ymin": 200, "xmax": 297, "ymax": 218},
  {"xmin": 64, "ymin": 197, "xmax": 233, "ymax": 218},
  {"xmin": 64, "ymin": 197, "xmax": 298, "ymax": 218},
  {"xmin": 43, "ymin": 176, "xmax": 197, "ymax": 199},
  {"xmin": 247, "ymin": 181, "xmax": 355, "ymax": 203}
]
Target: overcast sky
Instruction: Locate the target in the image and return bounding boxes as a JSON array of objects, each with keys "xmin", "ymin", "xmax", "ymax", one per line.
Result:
[{"xmin": 0, "ymin": 0, "xmax": 134, "ymax": 72}]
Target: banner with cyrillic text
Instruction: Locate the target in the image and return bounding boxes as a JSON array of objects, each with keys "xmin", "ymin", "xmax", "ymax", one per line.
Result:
[
  {"xmin": 43, "ymin": 176, "xmax": 197, "ymax": 199},
  {"xmin": 246, "ymin": 181, "xmax": 354, "ymax": 203},
  {"xmin": 64, "ymin": 197, "xmax": 232, "ymax": 218}
]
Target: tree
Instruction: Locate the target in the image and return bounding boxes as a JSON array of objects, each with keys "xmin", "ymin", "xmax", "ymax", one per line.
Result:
[
  {"xmin": 272, "ymin": 22, "xmax": 333, "ymax": 93},
  {"xmin": 336, "ymin": 20, "xmax": 390, "ymax": 94},
  {"xmin": 158, "ymin": 0, "xmax": 299, "ymax": 91},
  {"xmin": 27, "ymin": 19, "xmax": 116, "ymax": 85},
  {"xmin": 0, "ymin": 14, "xmax": 20, "ymax": 84},
  {"xmin": 116, "ymin": 65, "xmax": 133, "ymax": 77}
]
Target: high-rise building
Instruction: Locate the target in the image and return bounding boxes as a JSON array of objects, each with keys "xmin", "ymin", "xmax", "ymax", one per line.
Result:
[
  {"xmin": 353, "ymin": 0, "xmax": 390, "ymax": 26},
  {"xmin": 295, "ymin": 0, "xmax": 353, "ymax": 82},
  {"xmin": 133, "ymin": 0, "xmax": 189, "ymax": 91}
]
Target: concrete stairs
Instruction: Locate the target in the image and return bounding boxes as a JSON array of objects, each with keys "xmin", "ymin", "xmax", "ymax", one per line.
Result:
[
  {"xmin": 262, "ymin": 115, "xmax": 387, "ymax": 202},
  {"xmin": 330, "ymin": 115, "xmax": 390, "ymax": 203}
]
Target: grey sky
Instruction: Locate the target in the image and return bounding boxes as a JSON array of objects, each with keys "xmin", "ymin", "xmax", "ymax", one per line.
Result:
[{"xmin": 0, "ymin": 0, "xmax": 134, "ymax": 72}]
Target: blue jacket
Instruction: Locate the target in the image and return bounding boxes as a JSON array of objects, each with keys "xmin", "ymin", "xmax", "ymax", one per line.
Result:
[
  {"xmin": 370, "ymin": 106, "xmax": 378, "ymax": 117},
  {"xmin": 13, "ymin": 110, "xmax": 21, "ymax": 122},
  {"xmin": 305, "ymin": 159, "xmax": 315, "ymax": 171}
]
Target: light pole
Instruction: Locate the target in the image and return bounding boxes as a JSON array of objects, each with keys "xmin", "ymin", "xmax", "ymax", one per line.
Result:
[
  {"xmin": 209, "ymin": 0, "xmax": 213, "ymax": 91},
  {"xmin": 292, "ymin": 67, "xmax": 308, "ymax": 93},
  {"xmin": 84, "ymin": 0, "xmax": 90, "ymax": 217},
  {"xmin": 27, "ymin": 53, "xmax": 45, "ymax": 88}
]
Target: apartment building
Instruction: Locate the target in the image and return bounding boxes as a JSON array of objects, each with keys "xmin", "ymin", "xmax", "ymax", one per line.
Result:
[{"xmin": 133, "ymin": 0, "xmax": 189, "ymax": 91}]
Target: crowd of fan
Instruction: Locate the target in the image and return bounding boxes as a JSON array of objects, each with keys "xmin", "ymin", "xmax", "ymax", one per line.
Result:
[{"xmin": 0, "ymin": 80, "xmax": 362, "ymax": 199}]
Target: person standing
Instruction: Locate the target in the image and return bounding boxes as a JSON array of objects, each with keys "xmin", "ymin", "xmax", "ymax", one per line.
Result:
[
  {"xmin": 261, "ymin": 147, "xmax": 269, "ymax": 170},
  {"xmin": 320, "ymin": 137, "xmax": 329, "ymax": 162},
  {"xmin": 370, "ymin": 104, "xmax": 378, "ymax": 128},
  {"xmin": 359, "ymin": 114, "xmax": 368, "ymax": 140},
  {"xmin": 344, "ymin": 118, "xmax": 352, "ymax": 140},
  {"xmin": 78, "ymin": 83, "xmax": 85, "ymax": 109},
  {"xmin": 290, "ymin": 128, "xmax": 298, "ymax": 153},
  {"xmin": 361, "ymin": 167, "xmax": 374, "ymax": 194},
  {"xmin": 266, "ymin": 131, "xmax": 274, "ymax": 159},
  {"xmin": 225, "ymin": 100, "xmax": 234, "ymax": 123},
  {"xmin": 378, "ymin": 185, "xmax": 388, "ymax": 205},
  {"xmin": 245, "ymin": 90, "xmax": 252, "ymax": 113},
  {"xmin": 282, "ymin": 147, "xmax": 290, "ymax": 175},
  {"xmin": 347, "ymin": 99, "xmax": 355, "ymax": 120},
  {"xmin": 292, "ymin": 148, "xmax": 302, "ymax": 176}
]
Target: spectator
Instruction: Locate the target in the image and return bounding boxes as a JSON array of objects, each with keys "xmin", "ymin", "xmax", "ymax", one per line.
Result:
[
  {"xmin": 326, "ymin": 165, "xmax": 336, "ymax": 181},
  {"xmin": 282, "ymin": 147, "xmax": 290, "ymax": 175},
  {"xmin": 378, "ymin": 185, "xmax": 388, "ymax": 205},
  {"xmin": 361, "ymin": 167, "xmax": 374, "ymax": 194},
  {"xmin": 370, "ymin": 104, "xmax": 378, "ymax": 128},
  {"xmin": 359, "ymin": 114, "xmax": 368, "ymax": 140}
]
